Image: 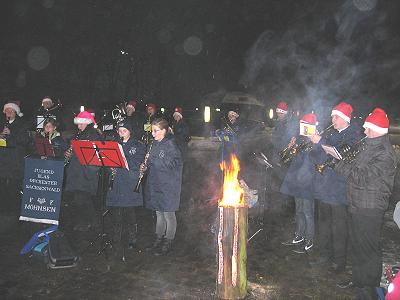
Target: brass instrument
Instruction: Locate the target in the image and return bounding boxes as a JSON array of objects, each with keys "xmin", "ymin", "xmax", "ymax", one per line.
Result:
[
  {"xmin": 111, "ymin": 102, "xmax": 128, "ymax": 124},
  {"xmin": 315, "ymin": 136, "xmax": 367, "ymax": 174},
  {"xmin": 280, "ymin": 124, "xmax": 334, "ymax": 165},
  {"xmin": 134, "ymin": 139, "xmax": 154, "ymax": 193},
  {"xmin": 222, "ymin": 116, "xmax": 238, "ymax": 135}
]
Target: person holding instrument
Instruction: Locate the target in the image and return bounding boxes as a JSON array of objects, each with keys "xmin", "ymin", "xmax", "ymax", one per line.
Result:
[
  {"xmin": 308, "ymin": 102, "xmax": 362, "ymax": 272},
  {"xmin": 106, "ymin": 121, "xmax": 145, "ymax": 249},
  {"xmin": 38, "ymin": 117, "xmax": 68, "ymax": 158},
  {"xmin": 141, "ymin": 118, "xmax": 183, "ymax": 256}
]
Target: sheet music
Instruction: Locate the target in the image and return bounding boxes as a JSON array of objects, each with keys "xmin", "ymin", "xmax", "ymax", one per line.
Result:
[{"xmin": 321, "ymin": 144, "xmax": 342, "ymax": 160}]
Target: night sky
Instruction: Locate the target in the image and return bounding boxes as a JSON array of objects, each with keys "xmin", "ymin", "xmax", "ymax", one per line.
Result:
[{"xmin": 1, "ymin": 0, "xmax": 400, "ymax": 119}]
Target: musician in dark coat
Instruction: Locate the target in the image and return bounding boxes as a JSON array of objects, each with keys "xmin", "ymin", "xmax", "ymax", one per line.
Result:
[
  {"xmin": 106, "ymin": 121, "xmax": 146, "ymax": 248},
  {"xmin": 171, "ymin": 107, "xmax": 190, "ymax": 158},
  {"xmin": 141, "ymin": 103, "xmax": 163, "ymax": 144},
  {"xmin": 34, "ymin": 97, "xmax": 64, "ymax": 132},
  {"xmin": 37, "ymin": 117, "xmax": 68, "ymax": 158},
  {"xmin": 143, "ymin": 118, "xmax": 183, "ymax": 256},
  {"xmin": 64, "ymin": 111, "xmax": 102, "ymax": 231},
  {"xmin": 335, "ymin": 108, "xmax": 397, "ymax": 300},
  {"xmin": 0, "ymin": 101, "xmax": 29, "ymax": 199},
  {"xmin": 309, "ymin": 102, "xmax": 363, "ymax": 272},
  {"xmin": 280, "ymin": 114, "xmax": 318, "ymax": 253},
  {"xmin": 216, "ymin": 110, "xmax": 241, "ymax": 162},
  {"xmin": 125, "ymin": 100, "xmax": 144, "ymax": 140}
]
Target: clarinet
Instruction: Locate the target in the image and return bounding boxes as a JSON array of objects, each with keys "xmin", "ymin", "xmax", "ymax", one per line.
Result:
[
  {"xmin": 134, "ymin": 140, "xmax": 154, "ymax": 193},
  {"xmin": 64, "ymin": 130, "xmax": 81, "ymax": 166},
  {"xmin": 109, "ymin": 136, "xmax": 123, "ymax": 190},
  {"xmin": 0, "ymin": 118, "xmax": 10, "ymax": 139}
]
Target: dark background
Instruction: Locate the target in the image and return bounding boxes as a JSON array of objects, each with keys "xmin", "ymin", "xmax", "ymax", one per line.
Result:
[{"xmin": 1, "ymin": 0, "xmax": 400, "ymax": 120}]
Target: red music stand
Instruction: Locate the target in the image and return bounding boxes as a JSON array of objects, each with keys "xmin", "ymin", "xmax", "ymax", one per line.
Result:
[{"xmin": 70, "ymin": 140, "xmax": 128, "ymax": 258}]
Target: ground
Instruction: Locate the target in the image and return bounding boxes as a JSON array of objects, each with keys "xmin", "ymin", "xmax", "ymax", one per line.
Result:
[{"xmin": 0, "ymin": 143, "xmax": 399, "ymax": 300}]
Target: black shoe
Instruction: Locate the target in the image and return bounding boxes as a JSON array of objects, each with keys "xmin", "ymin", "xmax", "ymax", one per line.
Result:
[
  {"xmin": 145, "ymin": 236, "xmax": 163, "ymax": 252},
  {"xmin": 336, "ymin": 280, "xmax": 353, "ymax": 289},
  {"xmin": 292, "ymin": 239, "xmax": 313, "ymax": 254},
  {"xmin": 281, "ymin": 235, "xmax": 304, "ymax": 246},
  {"xmin": 154, "ymin": 238, "xmax": 173, "ymax": 256}
]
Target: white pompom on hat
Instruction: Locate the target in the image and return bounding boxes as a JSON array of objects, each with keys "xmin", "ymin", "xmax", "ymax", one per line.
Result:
[
  {"xmin": 74, "ymin": 111, "xmax": 98, "ymax": 128},
  {"xmin": 3, "ymin": 102, "xmax": 23, "ymax": 117}
]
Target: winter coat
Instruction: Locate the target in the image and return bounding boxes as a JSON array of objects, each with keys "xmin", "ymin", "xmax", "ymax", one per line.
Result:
[
  {"xmin": 37, "ymin": 131, "xmax": 68, "ymax": 158},
  {"xmin": 64, "ymin": 126, "xmax": 102, "ymax": 196},
  {"xmin": 125, "ymin": 113, "xmax": 144, "ymax": 140},
  {"xmin": 335, "ymin": 134, "xmax": 397, "ymax": 214},
  {"xmin": 106, "ymin": 138, "xmax": 146, "ymax": 207},
  {"xmin": 280, "ymin": 136, "xmax": 316, "ymax": 200},
  {"xmin": 0, "ymin": 117, "xmax": 29, "ymax": 180},
  {"xmin": 271, "ymin": 117, "xmax": 297, "ymax": 161},
  {"xmin": 216, "ymin": 119, "xmax": 241, "ymax": 162},
  {"xmin": 172, "ymin": 119, "xmax": 190, "ymax": 156},
  {"xmin": 144, "ymin": 136, "xmax": 183, "ymax": 212},
  {"xmin": 310, "ymin": 124, "xmax": 363, "ymax": 205}
]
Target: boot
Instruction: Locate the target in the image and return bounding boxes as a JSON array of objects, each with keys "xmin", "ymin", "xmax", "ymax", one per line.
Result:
[
  {"xmin": 128, "ymin": 224, "xmax": 138, "ymax": 249},
  {"xmin": 154, "ymin": 238, "xmax": 173, "ymax": 256},
  {"xmin": 145, "ymin": 235, "xmax": 163, "ymax": 252}
]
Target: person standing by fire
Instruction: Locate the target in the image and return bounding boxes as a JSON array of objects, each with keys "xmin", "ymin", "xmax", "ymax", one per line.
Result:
[
  {"xmin": 280, "ymin": 113, "xmax": 319, "ymax": 253},
  {"xmin": 64, "ymin": 111, "xmax": 102, "ymax": 231},
  {"xmin": 171, "ymin": 107, "xmax": 190, "ymax": 159},
  {"xmin": 106, "ymin": 121, "xmax": 146, "ymax": 250},
  {"xmin": 216, "ymin": 109, "xmax": 241, "ymax": 163},
  {"xmin": 334, "ymin": 108, "xmax": 397, "ymax": 300},
  {"xmin": 142, "ymin": 118, "xmax": 183, "ymax": 256}
]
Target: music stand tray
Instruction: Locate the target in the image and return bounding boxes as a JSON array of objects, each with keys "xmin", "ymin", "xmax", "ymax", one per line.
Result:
[{"xmin": 71, "ymin": 140, "xmax": 128, "ymax": 258}]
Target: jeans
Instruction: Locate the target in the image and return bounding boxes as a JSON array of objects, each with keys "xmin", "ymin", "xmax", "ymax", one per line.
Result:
[
  {"xmin": 295, "ymin": 197, "xmax": 315, "ymax": 241},
  {"xmin": 155, "ymin": 211, "xmax": 177, "ymax": 240}
]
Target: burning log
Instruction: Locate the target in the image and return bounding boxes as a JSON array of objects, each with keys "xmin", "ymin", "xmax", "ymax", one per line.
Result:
[{"xmin": 216, "ymin": 155, "xmax": 248, "ymax": 299}]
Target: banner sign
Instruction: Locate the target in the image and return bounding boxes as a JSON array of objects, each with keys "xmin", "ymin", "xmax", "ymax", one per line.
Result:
[{"xmin": 19, "ymin": 157, "xmax": 64, "ymax": 225}]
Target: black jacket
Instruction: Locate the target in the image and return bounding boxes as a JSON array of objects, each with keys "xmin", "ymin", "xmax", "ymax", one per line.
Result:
[{"xmin": 335, "ymin": 134, "xmax": 397, "ymax": 213}]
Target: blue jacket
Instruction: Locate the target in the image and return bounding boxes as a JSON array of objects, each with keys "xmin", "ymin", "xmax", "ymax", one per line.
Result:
[
  {"xmin": 310, "ymin": 124, "xmax": 363, "ymax": 205},
  {"xmin": 106, "ymin": 138, "xmax": 146, "ymax": 207},
  {"xmin": 145, "ymin": 136, "xmax": 183, "ymax": 212},
  {"xmin": 280, "ymin": 136, "xmax": 316, "ymax": 200}
]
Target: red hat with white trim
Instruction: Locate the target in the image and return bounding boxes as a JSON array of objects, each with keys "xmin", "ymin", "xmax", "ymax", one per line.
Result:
[
  {"xmin": 300, "ymin": 113, "xmax": 317, "ymax": 125},
  {"xmin": 146, "ymin": 103, "xmax": 156, "ymax": 110},
  {"xmin": 173, "ymin": 107, "xmax": 183, "ymax": 118},
  {"xmin": 276, "ymin": 102, "xmax": 289, "ymax": 114},
  {"xmin": 331, "ymin": 102, "xmax": 353, "ymax": 123},
  {"xmin": 74, "ymin": 111, "xmax": 97, "ymax": 128},
  {"xmin": 363, "ymin": 108, "xmax": 389, "ymax": 134},
  {"xmin": 127, "ymin": 100, "xmax": 137, "ymax": 108},
  {"xmin": 42, "ymin": 97, "xmax": 53, "ymax": 105},
  {"xmin": 3, "ymin": 101, "xmax": 23, "ymax": 117}
]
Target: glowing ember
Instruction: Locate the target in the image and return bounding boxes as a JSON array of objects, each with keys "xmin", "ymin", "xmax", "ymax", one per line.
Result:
[{"xmin": 218, "ymin": 154, "xmax": 245, "ymax": 207}]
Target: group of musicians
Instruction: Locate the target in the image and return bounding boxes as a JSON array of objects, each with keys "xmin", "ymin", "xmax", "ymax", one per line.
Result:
[{"xmin": 271, "ymin": 101, "xmax": 397, "ymax": 300}]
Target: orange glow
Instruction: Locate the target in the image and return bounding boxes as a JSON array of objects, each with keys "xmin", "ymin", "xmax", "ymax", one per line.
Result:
[{"xmin": 218, "ymin": 154, "xmax": 245, "ymax": 207}]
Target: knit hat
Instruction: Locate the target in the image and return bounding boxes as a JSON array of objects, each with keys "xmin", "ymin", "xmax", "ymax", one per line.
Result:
[
  {"xmin": 363, "ymin": 108, "xmax": 389, "ymax": 134},
  {"xmin": 173, "ymin": 107, "xmax": 183, "ymax": 119},
  {"xmin": 127, "ymin": 100, "xmax": 137, "ymax": 108},
  {"xmin": 300, "ymin": 113, "xmax": 317, "ymax": 125},
  {"xmin": 42, "ymin": 97, "xmax": 53, "ymax": 106},
  {"xmin": 276, "ymin": 102, "xmax": 289, "ymax": 114},
  {"xmin": 117, "ymin": 121, "xmax": 133, "ymax": 133},
  {"xmin": 331, "ymin": 102, "xmax": 353, "ymax": 123},
  {"xmin": 3, "ymin": 101, "xmax": 23, "ymax": 117},
  {"xmin": 146, "ymin": 103, "xmax": 156, "ymax": 111},
  {"xmin": 74, "ymin": 111, "xmax": 98, "ymax": 128},
  {"xmin": 228, "ymin": 110, "xmax": 239, "ymax": 118}
]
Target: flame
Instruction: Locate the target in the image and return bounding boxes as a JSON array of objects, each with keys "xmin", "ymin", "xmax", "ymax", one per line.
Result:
[{"xmin": 218, "ymin": 154, "xmax": 245, "ymax": 207}]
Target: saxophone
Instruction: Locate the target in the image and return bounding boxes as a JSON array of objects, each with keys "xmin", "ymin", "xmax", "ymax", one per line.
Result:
[{"xmin": 134, "ymin": 139, "xmax": 154, "ymax": 193}]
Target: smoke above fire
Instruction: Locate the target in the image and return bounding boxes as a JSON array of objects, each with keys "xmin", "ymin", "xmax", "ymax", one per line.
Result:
[{"xmin": 240, "ymin": 0, "xmax": 400, "ymax": 119}]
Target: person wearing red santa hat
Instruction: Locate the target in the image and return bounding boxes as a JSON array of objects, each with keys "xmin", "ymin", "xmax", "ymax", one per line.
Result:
[
  {"xmin": 308, "ymin": 102, "xmax": 363, "ymax": 272},
  {"xmin": 125, "ymin": 100, "xmax": 144, "ymax": 140},
  {"xmin": 64, "ymin": 111, "xmax": 103, "ymax": 231},
  {"xmin": 172, "ymin": 107, "xmax": 190, "ymax": 157},
  {"xmin": 280, "ymin": 113, "xmax": 319, "ymax": 253},
  {"xmin": 35, "ymin": 96, "xmax": 64, "ymax": 132},
  {"xmin": 334, "ymin": 108, "xmax": 397, "ymax": 299},
  {"xmin": 0, "ymin": 101, "xmax": 29, "ymax": 199}
]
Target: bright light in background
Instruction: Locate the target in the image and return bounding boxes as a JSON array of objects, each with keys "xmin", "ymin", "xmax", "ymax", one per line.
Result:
[
  {"xmin": 195, "ymin": 107, "xmax": 199, "ymax": 111},
  {"xmin": 161, "ymin": 107, "xmax": 165, "ymax": 113},
  {"xmin": 269, "ymin": 108, "xmax": 274, "ymax": 119},
  {"xmin": 216, "ymin": 108, "xmax": 221, "ymax": 112},
  {"xmin": 80, "ymin": 106, "xmax": 85, "ymax": 112},
  {"xmin": 204, "ymin": 106, "xmax": 211, "ymax": 123}
]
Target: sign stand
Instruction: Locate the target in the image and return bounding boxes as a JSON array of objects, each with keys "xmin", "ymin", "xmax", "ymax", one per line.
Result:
[{"xmin": 72, "ymin": 140, "xmax": 128, "ymax": 259}]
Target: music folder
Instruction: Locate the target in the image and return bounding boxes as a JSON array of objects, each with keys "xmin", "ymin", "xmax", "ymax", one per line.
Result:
[
  {"xmin": 70, "ymin": 140, "xmax": 129, "ymax": 169},
  {"xmin": 35, "ymin": 137, "xmax": 55, "ymax": 157},
  {"xmin": 321, "ymin": 144, "xmax": 342, "ymax": 160}
]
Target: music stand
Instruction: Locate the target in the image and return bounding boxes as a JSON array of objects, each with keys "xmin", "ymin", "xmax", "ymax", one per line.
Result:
[
  {"xmin": 71, "ymin": 140, "xmax": 128, "ymax": 258},
  {"xmin": 34, "ymin": 137, "xmax": 55, "ymax": 158}
]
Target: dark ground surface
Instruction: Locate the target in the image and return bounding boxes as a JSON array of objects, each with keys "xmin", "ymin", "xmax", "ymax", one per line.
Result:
[{"xmin": 1, "ymin": 144, "xmax": 400, "ymax": 300}]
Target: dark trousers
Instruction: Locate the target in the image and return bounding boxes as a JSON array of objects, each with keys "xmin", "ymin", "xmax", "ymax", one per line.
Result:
[
  {"xmin": 71, "ymin": 192, "xmax": 97, "ymax": 227},
  {"xmin": 109, "ymin": 207, "xmax": 137, "ymax": 244},
  {"xmin": 349, "ymin": 211, "xmax": 384, "ymax": 300},
  {"xmin": 318, "ymin": 201, "xmax": 348, "ymax": 267}
]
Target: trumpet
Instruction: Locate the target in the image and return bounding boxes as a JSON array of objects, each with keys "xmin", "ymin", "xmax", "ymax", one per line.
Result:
[
  {"xmin": 315, "ymin": 136, "xmax": 367, "ymax": 174},
  {"xmin": 222, "ymin": 116, "xmax": 238, "ymax": 135},
  {"xmin": 111, "ymin": 102, "xmax": 127, "ymax": 124},
  {"xmin": 280, "ymin": 124, "xmax": 334, "ymax": 165}
]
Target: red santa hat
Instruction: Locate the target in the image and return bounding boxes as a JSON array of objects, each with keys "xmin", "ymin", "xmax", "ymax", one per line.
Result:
[
  {"xmin": 386, "ymin": 271, "xmax": 400, "ymax": 300},
  {"xmin": 86, "ymin": 108, "xmax": 95, "ymax": 117},
  {"xmin": 42, "ymin": 97, "xmax": 53, "ymax": 105},
  {"xmin": 146, "ymin": 103, "xmax": 156, "ymax": 111},
  {"xmin": 331, "ymin": 102, "xmax": 353, "ymax": 123},
  {"xmin": 363, "ymin": 108, "xmax": 389, "ymax": 134},
  {"xmin": 3, "ymin": 101, "xmax": 23, "ymax": 117},
  {"xmin": 127, "ymin": 100, "xmax": 137, "ymax": 108},
  {"xmin": 74, "ymin": 111, "xmax": 97, "ymax": 128},
  {"xmin": 276, "ymin": 102, "xmax": 289, "ymax": 114},
  {"xmin": 173, "ymin": 107, "xmax": 183, "ymax": 119},
  {"xmin": 300, "ymin": 113, "xmax": 318, "ymax": 125}
]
